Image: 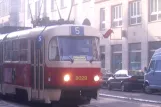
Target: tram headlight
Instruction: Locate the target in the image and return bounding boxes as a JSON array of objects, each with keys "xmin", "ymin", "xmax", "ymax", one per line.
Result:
[
  {"xmin": 94, "ymin": 75, "xmax": 100, "ymax": 82},
  {"xmin": 64, "ymin": 74, "xmax": 70, "ymax": 82}
]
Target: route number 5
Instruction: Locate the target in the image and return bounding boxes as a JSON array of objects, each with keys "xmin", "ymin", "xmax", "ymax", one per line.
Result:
[
  {"xmin": 75, "ymin": 27, "xmax": 80, "ymax": 35},
  {"xmin": 38, "ymin": 36, "xmax": 42, "ymax": 42},
  {"xmin": 71, "ymin": 26, "xmax": 84, "ymax": 36}
]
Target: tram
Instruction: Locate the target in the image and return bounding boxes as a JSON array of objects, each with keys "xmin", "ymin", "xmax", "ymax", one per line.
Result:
[{"xmin": 0, "ymin": 25, "xmax": 101, "ymax": 105}]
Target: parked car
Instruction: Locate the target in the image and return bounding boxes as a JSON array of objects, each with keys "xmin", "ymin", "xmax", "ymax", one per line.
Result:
[
  {"xmin": 107, "ymin": 70, "xmax": 144, "ymax": 92},
  {"xmin": 144, "ymin": 48, "xmax": 161, "ymax": 94},
  {"xmin": 100, "ymin": 73, "xmax": 113, "ymax": 88}
]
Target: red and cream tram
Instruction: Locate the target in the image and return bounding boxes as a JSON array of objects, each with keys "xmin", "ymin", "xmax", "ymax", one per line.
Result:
[{"xmin": 0, "ymin": 25, "xmax": 101, "ymax": 105}]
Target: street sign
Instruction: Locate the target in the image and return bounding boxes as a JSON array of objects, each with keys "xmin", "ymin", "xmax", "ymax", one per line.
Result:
[
  {"xmin": 36, "ymin": 34, "xmax": 43, "ymax": 49},
  {"xmin": 71, "ymin": 26, "xmax": 84, "ymax": 36}
]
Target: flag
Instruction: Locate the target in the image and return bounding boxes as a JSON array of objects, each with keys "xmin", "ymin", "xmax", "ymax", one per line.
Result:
[{"xmin": 103, "ymin": 29, "xmax": 114, "ymax": 38}]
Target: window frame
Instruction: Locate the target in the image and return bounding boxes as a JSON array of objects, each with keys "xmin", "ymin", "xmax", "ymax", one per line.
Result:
[
  {"xmin": 19, "ymin": 39, "xmax": 28, "ymax": 62},
  {"xmin": 73, "ymin": 0, "xmax": 78, "ymax": 5},
  {"xmin": 111, "ymin": 4, "xmax": 122, "ymax": 27},
  {"xmin": 149, "ymin": 0, "xmax": 161, "ymax": 22},
  {"xmin": 100, "ymin": 45, "xmax": 105, "ymax": 68},
  {"xmin": 129, "ymin": 0, "xmax": 141, "ymax": 25},
  {"xmin": 35, "ymin": 0, "xmax": 40, "ymax": 18},
  {"xmin": 48, "ymin": 37, "xmax": 59, "ymax": 61},
  {"xmin": 51, "ymin": 0, "xmax": 54, "ymax": 11},
  {"xmin": 3, "ymin": 38, "xmax": 29, "ymax": 63},
  {"xmin": 12, "ymin": 39, "xmax": 20, "ymax": 61},
  {"xmin": 111, "ymin": 44, "xmax": 122, "ymax": 73},
  {"xmin": 4, "ymin": 40, "xmax": 12, "ymax": 62},
  {"xmin": 60, "ymin": 0, "xmax": 66, "ymax": 8},
  {"xmin": 83, "ymin": 0, "xmax": 91, "ymax": 3},
  {"xmin": 100, "ymin": 8, "xmax": 105, "ymax": 31},
  {"xmin": 128, "ymin": 43, "xmax": 141, "ymax": 70}
]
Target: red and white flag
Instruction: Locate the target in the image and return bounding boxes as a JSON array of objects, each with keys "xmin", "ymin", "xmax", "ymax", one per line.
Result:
[{"xmin": 103, "ymin": 29, "xmax": 114, "ymax": 38}]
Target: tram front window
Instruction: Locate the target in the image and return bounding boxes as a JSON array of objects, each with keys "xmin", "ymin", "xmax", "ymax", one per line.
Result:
[{"xmin": 57, "ymin": 36, "xmax": 99, "ymax": 61}]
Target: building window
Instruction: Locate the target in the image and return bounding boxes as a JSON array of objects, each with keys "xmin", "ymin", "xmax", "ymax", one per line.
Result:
[
  {"xmin": 27, "ymin": 5, "xmax": 31, "ymax": 19},
  {"xmin": 83, "ymin": 0, "xmax": 91, "ymax": 2},
  {"xmin": 129, "ymin": 1, "xmax": 141, "ymax": 25},
  {"xmin": 60, "ymin": 0, "xmax": 65, "ymax": 8},
  {"xmin": 0, "ymin": 0, "xmax": 10, "ymax": 17},
  {"xmin": 111, "ymin": 44, "xmax": 122, "ymax": 73},
  {"xmin": 149, "ymin": 0, "xmax": 161, "ymax": 21},
  {"xmin": 111, "ymin": 5, "xmax": 122, "ymax": 27},
  {"xmin": 129, "ymin": 43, "xmax": 141, "ymax": 70},
  {"xmin": 73, "ymin": 0, "xmax": 78, "ymax": 5},
  {"xmin": 20, "ymin": 39, "xmax": 28, "ymax": 61},
  {"xmin": 100, "ymin": 8, "xmax": 105, "ymax": 31},
  {"xmin": 148, "ymin": 41, "xmax": 161, "ymax": 63},
  {"xmin": 51, "ymin": 0, "xmax": 54, "ymax": 11},
  {"xmin": 100, "ymin": 45, "xmax": 105, "ymax": 68},
  {"xmin": 35, "ymin": 0, "xmax": 40, "ymax": 18}
]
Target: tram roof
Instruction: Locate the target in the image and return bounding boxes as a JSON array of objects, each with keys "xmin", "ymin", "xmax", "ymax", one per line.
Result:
[{"xmin": 0, "ymin": 24, "xmax": 101, "ymax": 41}]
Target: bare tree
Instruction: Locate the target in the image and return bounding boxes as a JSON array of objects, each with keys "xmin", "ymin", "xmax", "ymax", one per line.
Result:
[{"xmin": 28, "ymin": 0, "xmax": 75, "ymax": 27}]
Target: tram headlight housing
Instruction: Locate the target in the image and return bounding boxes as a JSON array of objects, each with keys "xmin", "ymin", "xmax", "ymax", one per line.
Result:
[
  {"xmin": 94, "ymin": 75, "xmax": 100, "ymax": 82},
  {"xmin": 64, "ymin": 74, "xmax": 70, "ymax": 82}
]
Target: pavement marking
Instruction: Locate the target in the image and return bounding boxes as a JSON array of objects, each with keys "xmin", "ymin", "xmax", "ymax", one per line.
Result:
[{"xmin": 99, "ymin": 93, "xmax": 161, "ymax": 104}]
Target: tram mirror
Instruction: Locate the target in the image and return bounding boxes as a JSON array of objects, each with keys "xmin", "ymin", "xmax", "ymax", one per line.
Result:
[{"xmin": 144, "ymin": 67, "xmax": 147, "ymax": 72}]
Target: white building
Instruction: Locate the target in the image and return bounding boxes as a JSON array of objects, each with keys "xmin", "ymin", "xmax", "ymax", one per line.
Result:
[
  {"xmin": 95, "ymin": 0, "xmax": 161, "ymax": 73},
  {"xmin": 0, "ymin": 0, "xmax": 25, "ymax": 26},
  {"xmin": 0, "ymin": 0, "xmax": 161, "ymax": 73}
]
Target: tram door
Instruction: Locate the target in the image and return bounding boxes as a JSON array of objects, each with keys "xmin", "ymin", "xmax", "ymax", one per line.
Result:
[
  {"xmin": 0, "ymin": 43, "xmax": 3, "ymax": 93},
  {"xmin": 31, "ymin": 39, "xmax": 44, "ymax": 100}
]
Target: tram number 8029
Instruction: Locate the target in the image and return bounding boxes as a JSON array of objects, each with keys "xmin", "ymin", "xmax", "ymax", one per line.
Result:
[{"xmin": 76, "ymin": 76, "xmax": 87, "ymax": 80}]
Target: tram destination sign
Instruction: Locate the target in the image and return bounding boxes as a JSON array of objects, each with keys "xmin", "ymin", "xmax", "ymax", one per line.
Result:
[{"xmin": 71, "ymin": 26, "xmax": 84, "ymax": 36}]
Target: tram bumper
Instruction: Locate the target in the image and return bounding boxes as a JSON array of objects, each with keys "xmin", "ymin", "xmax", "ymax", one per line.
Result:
[
  {"xmin": 60, "ymin": 86, "xmax": 99, "ymax": 99},
  {"xmin": 43, "ymin": 87, "xmax": 99, "ymax": 104},
  {"xmin": 44, "ymin": 89, "xmax": 61, "ymax": 104}
]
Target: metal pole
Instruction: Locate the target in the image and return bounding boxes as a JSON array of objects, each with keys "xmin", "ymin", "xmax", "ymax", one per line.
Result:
[{"xmin": 38, "ymin": 49, "xmax": 40, "ymax": 99}]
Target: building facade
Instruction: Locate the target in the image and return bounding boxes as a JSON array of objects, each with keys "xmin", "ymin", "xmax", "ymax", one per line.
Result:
[
  {"xmin": 0, "ymin": 0, "xmax": 161, "ymax": 73},
  {"xmin": 0, "ymin": 0, "xmax": 25, "ymax": 26},
  {"xmin": 96, "ymin": 0, "xmax": 161, "ymax": 73}
]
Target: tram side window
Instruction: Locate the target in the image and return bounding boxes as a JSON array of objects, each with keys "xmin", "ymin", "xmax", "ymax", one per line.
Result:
[
  {"xmin": 4, "ymin": 41, "xmax": 12, "ymax": 61},
  {"xmin": 49, "ymin": 38, "xmax": 59, "ymax": 61},
  {"xmin": 12, "ymin": 40, "xmax": 19, "ymax": 61},
  {"xmin": 20, "ymin": 39, "xmax": 28, "ymax": 61}
]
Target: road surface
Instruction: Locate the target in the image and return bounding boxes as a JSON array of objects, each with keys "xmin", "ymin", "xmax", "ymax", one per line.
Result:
[
  {"xmin": 99, "ymin": 89, "xmax": 161, "ymax": 104},
  {"xmin": 0, "ymin": 89, "xmax": 161, "ymax": 107}
]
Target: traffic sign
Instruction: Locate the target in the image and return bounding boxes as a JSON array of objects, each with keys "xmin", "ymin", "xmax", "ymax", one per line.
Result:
[{"xmin": 71, "ymin": 26, "xmax": 84, "ymax": 36}]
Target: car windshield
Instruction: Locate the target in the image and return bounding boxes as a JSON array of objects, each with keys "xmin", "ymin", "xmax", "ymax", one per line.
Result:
[
  {"xmin": 128, "ymin": 70, "xmax": 144, "ymax": 76},
  {"xmin": 57, "ymin": 36, "xmax": 99, "ymax": 61}
]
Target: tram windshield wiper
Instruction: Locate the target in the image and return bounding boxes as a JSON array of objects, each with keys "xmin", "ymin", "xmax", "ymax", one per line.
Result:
[
  {"xmin": 89, "ymin": 57, "xmax": 94, "ymax": 63},
  {"xmin": 68, "ymin": 56, "xmax": 74, "ymax": 63},
  {"xmin": 60, "ymin": 48, "xmax": 74, "ymax": 63}
]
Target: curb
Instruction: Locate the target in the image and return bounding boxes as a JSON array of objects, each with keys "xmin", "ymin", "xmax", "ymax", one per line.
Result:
[{"xmin": 99, "ymin": 93, "xmax": 161, "ymax": 104}]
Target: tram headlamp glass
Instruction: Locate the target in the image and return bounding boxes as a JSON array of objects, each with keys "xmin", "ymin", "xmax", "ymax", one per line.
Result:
[
  {"xmin": 94, "ymin": 75, "xmax": 100, "ymax": 82},
  {"xmin": 64, "ymin": 74, "xmax": 70, "ymax": 82}
]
